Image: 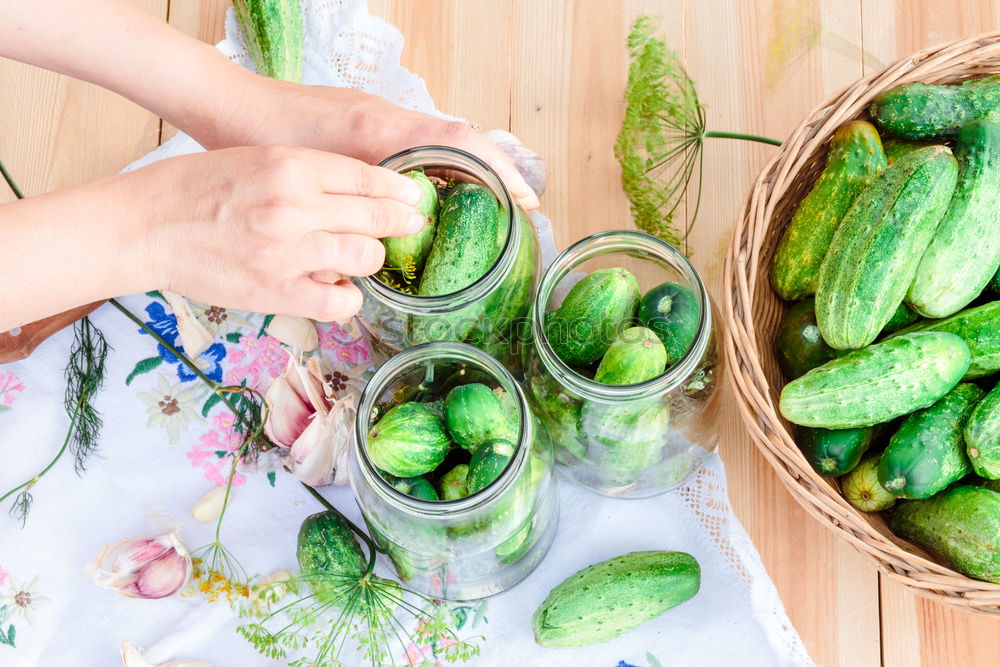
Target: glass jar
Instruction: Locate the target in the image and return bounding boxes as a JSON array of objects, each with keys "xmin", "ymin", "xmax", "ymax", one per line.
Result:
[
  {"xmin": 522, "ymin": 231, "xmax": 723, "ymax": 498},
  {"xmin": 350, "ymin": 342, "xmax": 558, "ymax": 601},
  {"xmin": 355, "ymin": 146, "xmax": 539, "ymax": 372}
]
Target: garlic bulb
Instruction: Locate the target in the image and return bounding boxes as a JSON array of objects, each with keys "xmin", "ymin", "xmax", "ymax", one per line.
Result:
[
  {"xmin": 266, "ymin": 314, "xmax": 319, "ymax": 352},
  {"xmin": 89, "ymin": 530, "xmax": 192, "ymax": 599},
  {"xmin": 485, "ymin": 129, "xmax": 548, "ymax": 197}
]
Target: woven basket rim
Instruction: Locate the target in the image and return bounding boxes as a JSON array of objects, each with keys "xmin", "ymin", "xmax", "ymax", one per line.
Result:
[{"xmin": 724, "ymin": 30, "xmax": 1000, "ymax": 615}]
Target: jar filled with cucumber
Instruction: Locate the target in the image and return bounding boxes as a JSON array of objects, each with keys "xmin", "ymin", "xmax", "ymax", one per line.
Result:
[
  {"xmin": 772, "ymin": 75, "xmax": 1000, "ymax": 584},
  {"xmin": 521, "ymin": 231, "xmax": 722, "ymax": 498},
  {"xmin": 349, "ymin": 341, "xmax": 557, "ymax": 600},
  {"xmin": 355, "ymin": 146, "xmax": 539, "ymax": 371}
]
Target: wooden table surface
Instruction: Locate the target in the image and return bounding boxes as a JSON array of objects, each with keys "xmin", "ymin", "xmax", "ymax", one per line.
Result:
[{"xmin": 2, "ymin": 1, "xmax": 999, "ymax": 665}]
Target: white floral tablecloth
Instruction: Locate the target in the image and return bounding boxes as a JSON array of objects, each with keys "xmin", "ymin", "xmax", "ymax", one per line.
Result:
[{"xmin": 0, "ymin": 2, "xmax": 813, "ymax": 666}]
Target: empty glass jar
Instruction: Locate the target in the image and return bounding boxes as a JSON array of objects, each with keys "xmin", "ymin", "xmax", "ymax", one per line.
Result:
[
  {"xmin": 521, "ymin": 231, "xmax": 723, "ymax": 498},
  {"xmin": 350, "ymin": 342, "xmax": 558, "ymax": 600},
  {"xmin": 355, "ymin": 146, "xmax": 539, "ymax": 371}
]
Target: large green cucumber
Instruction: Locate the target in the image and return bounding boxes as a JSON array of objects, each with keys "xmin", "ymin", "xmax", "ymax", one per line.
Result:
[
  {"xmin": 596, "ymin": 403, "xmax": 670, "ymax": 486},
  {"xmin": 779, "ymin": 331, "xmax": 970, "ymax": 429},
  {"xmin": 896, "ymin": 300, "xmax": 1000, "ymax": 379},
  {"xmin": 383, "ymin": 170, "xmax": 438, "ymax": 274},
  {"xmin": 636, "ymin": 281, "xmax": 700, "ymax": 364},
  {"xmin": 545, "ymin": 268, "xmax": 640, "ymax": 366},
  {"xmin": 870, "ymin": 75, "xmax": 1000, "ymax": 139},
  {"xmin": 815, "ymin": 146, "xmax": 958, "ymax": 349},
  {"xmin": 884, "ymin": 138, "xmax": 937, "ymax": 164},
  {"xmin": 889, "ymin": 485, "xmax": 1000, "ymax": 582},
  {"xmin": 296, "ymin": 511, "xmax": 367, "ymax": 605},
  {"xmin": 964, "ymin": 382, "xmax": 1000, "ymax": 479},
  {"xmin": 444, "ymin": 383, "xmax": 510, "ymax": 453},
  {"xmin": 775, "ymin": 299, "xmax": 843, "ymax": 380},
  {"xmin": 467, "ymin": 438, "xmax": 516, "ymax": 493},
  {"xmin": 533, "ymin": 551, "xmax": 700, "ymax": 648},
  {"xmin": 908, "ymin": 121, "xmax": 1000, "ymax": 317},
  {"xmin": 877, "ymin": 382, "xmax": 981, "ymax": 499},
  {"xmin": 418, "ymin": 183, "xmax": 501, "ymax": 296},
  {"xmin": 771, "ymin": 120, "xmax": 887, "ymax": 300},
  {"xmin": 593, "ymin": 326, "xmax": 667, "ymax": 385},
  {"xmin": 233, "ymin": 0, "xmax": 303, "ymax": 82},
  {"xmin": 842, "ymin": 456, "xmax": 897, "ymax": 512},
  {"xmin": 798, "ymin": 426, "xmax": 872, "ymax": 477},
  {"xmin": 382, "ymin": 474, "xmax": 439, "ymax": 501},
  {"xmin": 367, "ymin": 402, "xmax": 451, "ymax": 477}
]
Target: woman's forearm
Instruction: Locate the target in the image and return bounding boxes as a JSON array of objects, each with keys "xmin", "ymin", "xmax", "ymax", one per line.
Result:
[{"xmin": 0, "ymin": 171, "xmax": 156, "ymax": 331}]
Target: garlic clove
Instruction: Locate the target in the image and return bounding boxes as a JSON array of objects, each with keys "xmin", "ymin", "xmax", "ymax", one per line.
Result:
[
  {"xmin": 266, "ymin": 314, "xmax": 319, "ymax": 352},
  {"xmin": 191, "ymin": 486, "xmax": 226, "ymax": 523},
  {"xmin": 485, "ymin": 129, "xmax": 548, "ymax": 197},
  {"xmin": 262, "ymin": 361, "xmax": 316, "ymax": 448},
  {"xmin": 289, "ymin": 410, "xmax": 338, "ymax": 487},
  {"xmin": 161, "ymin": 291, "xmax": 214, "ymax": 358},
  {"xmin": 91, "ymin": 530, "xmax": 192, "ymax": 600}
]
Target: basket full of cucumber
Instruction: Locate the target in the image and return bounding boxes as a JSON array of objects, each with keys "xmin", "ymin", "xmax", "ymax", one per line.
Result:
[{"xmin": 727, "ymin": 45, "xmax": 1000, "ymax": 613}]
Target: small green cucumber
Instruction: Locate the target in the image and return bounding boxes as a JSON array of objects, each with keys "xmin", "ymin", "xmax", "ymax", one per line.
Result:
[
  {"xmin": 884, "ymin": 138, "xmax": 938, "ymax": 164},
  {"xmin": 467, "ymin": 438, "xmax": 516, "ymax": 493},
  {"xmin": 878, "ymin": 382, "xmax": 982, "ymax": 499},
  {"xmin": 418, "ymin": 183, "xmax": 501, "ymax": 296},
  {"xmin": 774, "ymin": 298, "xmax": 843, "ymax": 379},
  {"xmin": 382, "ymin": 473, "xmax": 439, "ymax": 501},
  {"xmin": 367, "ymin": 402, "xmax": 451, "ymax": 477},
  {"xmin": 888, "ymin": 485, "xmax": 1000, "ymax": 582},
  {"xmin": 496, "ymin": 520, "xmax": 534, "ymax": 564},
  {"xmin": 964, "ymin": 382, "xmax": 1000, "ymax": 479},
  {"xmin": 798, "ymin": 426, "xmax": 873, "ymax": 477},
  {"xmin": 594, "ymin": 326, "xmax": 667, "ymax": 385},
  {"xmin": 296, "ymin": 511, "xmax": 366, "ymax": 605},
  {"xmin": 545, "ymin": 268, "xmax": 641, "ymax": 366},
  {"xmin": 636, "ymin": 281, "xmax": 700, "ymax": 364},
  {"xmin": 896, "ymin": 299, "xmax": 1000, "ymax": 379},
  {"xmin": 870, "ymin": 75, "xmax": 1000, "ymax": 139},
  {"xmin": 444, "ymin": 383, "xmax": 509, "ymax": 453},
  {"xmin": 771, "ymin": 120, "xmax": 887, "ymax": 300},
  {"xmin": 383, "ymin": 170, "xmax": 438, "ymax": 274},
  {"xmin": 779, "ymin": 331, "xmax": 970, "ymax": 429},
  {"xmin": 438, "ymin": 463, "xmax": 470, "ymax": 500},
  {"xmin": 591, "ymin": 403, "xmax": 670, "ymax": 486},
  {"xmin": 815, "ymin": 145, "xmax": 958, "ymax": 349},
  {"xmin": 233, "ymin": 0, "xmax": 303, "ymax": 82},
  {"xmin": 908, "ymin": 120, "xmax": 1000, "ymax": 318},
  {"xmin": 842, "ymin": 456, "xmax": 897, "ymax": 512},
  {"xmin": 533, "ymin": 551, "xmax": 700, "ymax": 648}
]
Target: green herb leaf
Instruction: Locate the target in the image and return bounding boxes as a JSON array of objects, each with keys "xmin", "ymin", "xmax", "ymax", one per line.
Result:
[{"xmin": 125, "ymin": 356, "xmax": 162, "ymax": 386}]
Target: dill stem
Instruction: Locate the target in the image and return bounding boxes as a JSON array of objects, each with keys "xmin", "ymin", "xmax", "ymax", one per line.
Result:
[
  {"xmin": 0, "ymin": 400, "xmax": 82, "ymax": 504},
  {"xmin": 0, "ymin": 159, "xmax": 25, "ymax": 199},
  {"xmin": 704, "ymin": 130, "xmax": 782, "ymax": 146}
]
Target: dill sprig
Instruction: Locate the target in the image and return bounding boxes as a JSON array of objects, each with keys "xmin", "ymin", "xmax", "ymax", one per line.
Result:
[
  {"xmin": 64, "ymin": 316, "xmax": 110, "ymax": 473},
  {"xmin": 615, "ymin": 16, "xmax": 780, "ymax": 252}
]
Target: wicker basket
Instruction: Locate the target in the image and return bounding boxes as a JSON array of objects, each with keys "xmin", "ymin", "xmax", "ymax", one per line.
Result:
[{"xmin": 724, "ymin": 32, "xmax": 1000, "ymax": 614}]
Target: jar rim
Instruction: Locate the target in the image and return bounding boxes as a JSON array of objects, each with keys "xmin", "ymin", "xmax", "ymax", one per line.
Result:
[
  {"xmin": 353, "ymin": 342, "xmax": 530, "ymax": 516},
  {"xmin": 531, "ymin": 230, "xmax": 712, "ymax": 402},
  {"xmin": 356, "ymin": 146, "xmax": 519, "ymax": 315}
]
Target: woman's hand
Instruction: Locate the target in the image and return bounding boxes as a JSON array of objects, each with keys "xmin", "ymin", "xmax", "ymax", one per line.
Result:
[{"xmin": 0, "ymin": 145, "xmax": 422, "ymax": 330}]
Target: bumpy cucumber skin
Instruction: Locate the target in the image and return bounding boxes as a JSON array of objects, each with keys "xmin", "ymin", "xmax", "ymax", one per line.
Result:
[
  {"xmin": 545, "ymin": 268, "xmax": 641, "ymax": 366},
  {"xmin": 799, "ymin": 426, "xmax": 872, "ymax": 477},
  {"xmin": 816, "ymin": 146, "xmax": 958, "ymax": 349},
  {"xmin": 877, "ymin": 382, "xmax": 982, "ymax": 499},
  {"xmin": 889, "ymin": 485, "xmax": 1000, "ymax": 582},
  {"xmin": 467, "ymin": 438, "xmax": 516, "ymax": 493},
  {"xmin": 771, "ymin": 121, "xmax": 887, "ymax": 300},
  {"xmin": 445, "ymin": 383, "xmax": 509, "ymax": 453},
  {"xmin": 897, "ymin": 299, "xmax": 1000, "ymax": 379},
  {"xmin": 964, "ymin": 382, "xmax": 1000, "ymax": 479},
  {"xmin": 297, "ymin": 511, "xmax": 366, "ymax": 604},
  {"xmin": 383, "ymin": 474, "xmax": 440, "ymax": 501},
  {"xmin": 636, "ymin": 281, "xmax": 701, "ymax": 364},
  {"xmin": 842, "ymin": 456, "xmax": 897, "ymax": 512},
  {"xmin": 775, "ymin": 299, "xmax": 843, "ymax": 379},
  {"xmin": 418, "ymin": 183, "xmax": 501, "ymax": 296},
  {"xmin": 885, "ymin": 138, "xmax": 937, "ymax": 164},
  {"xmin": 779, "ymin": 331, "xmax": 970, "ymax": 429},
  {"xmin": 367, "ymin": 402, "xmax": 451, "ymax": 477},
  {"xmin": 870, "ymin": 76, "xmax": 1000, "ymax": 139},
  {"xmin": 594, "ymin": 326, "xmax": 667, "ymax": 385},
  {"xmin": 233, "ymin": 0, "xmax": 303, "ymax": 82},
  {"xmin": 383, "ymin": 170, "xmax": 439, "ymax": 273},
  {"xmin": 908, "ymin": 121, "xmax": 1000, "ymax": 317},
  {"xmin": 532, "ymin": 551, "xmax": 700, "ymax": 649}
]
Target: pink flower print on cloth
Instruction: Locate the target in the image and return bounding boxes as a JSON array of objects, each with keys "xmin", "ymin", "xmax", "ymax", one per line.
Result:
[
  {"xmin": 318, "ymin": 321, "xmax": 371, "ymax": 365},
  {"xmin": 0, "ymin": 372, "xmax": 25, "ymax": 412},
  {"xmin": 187, "ymin": 412, "xmax": 247, "ymax": 488},
  {"xmin": 225, "ymin": 333, "xmax": 289, "ymax": 389}
]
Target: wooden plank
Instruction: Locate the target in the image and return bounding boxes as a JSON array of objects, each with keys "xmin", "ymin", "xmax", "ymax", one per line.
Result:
[
  {"xmin": 860, "ymin": 2, "xmax": 1000, "ymax": 665},
  {"xmin": 0, "ymin": 0, "xmax": 167, "ymax": 203}
]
